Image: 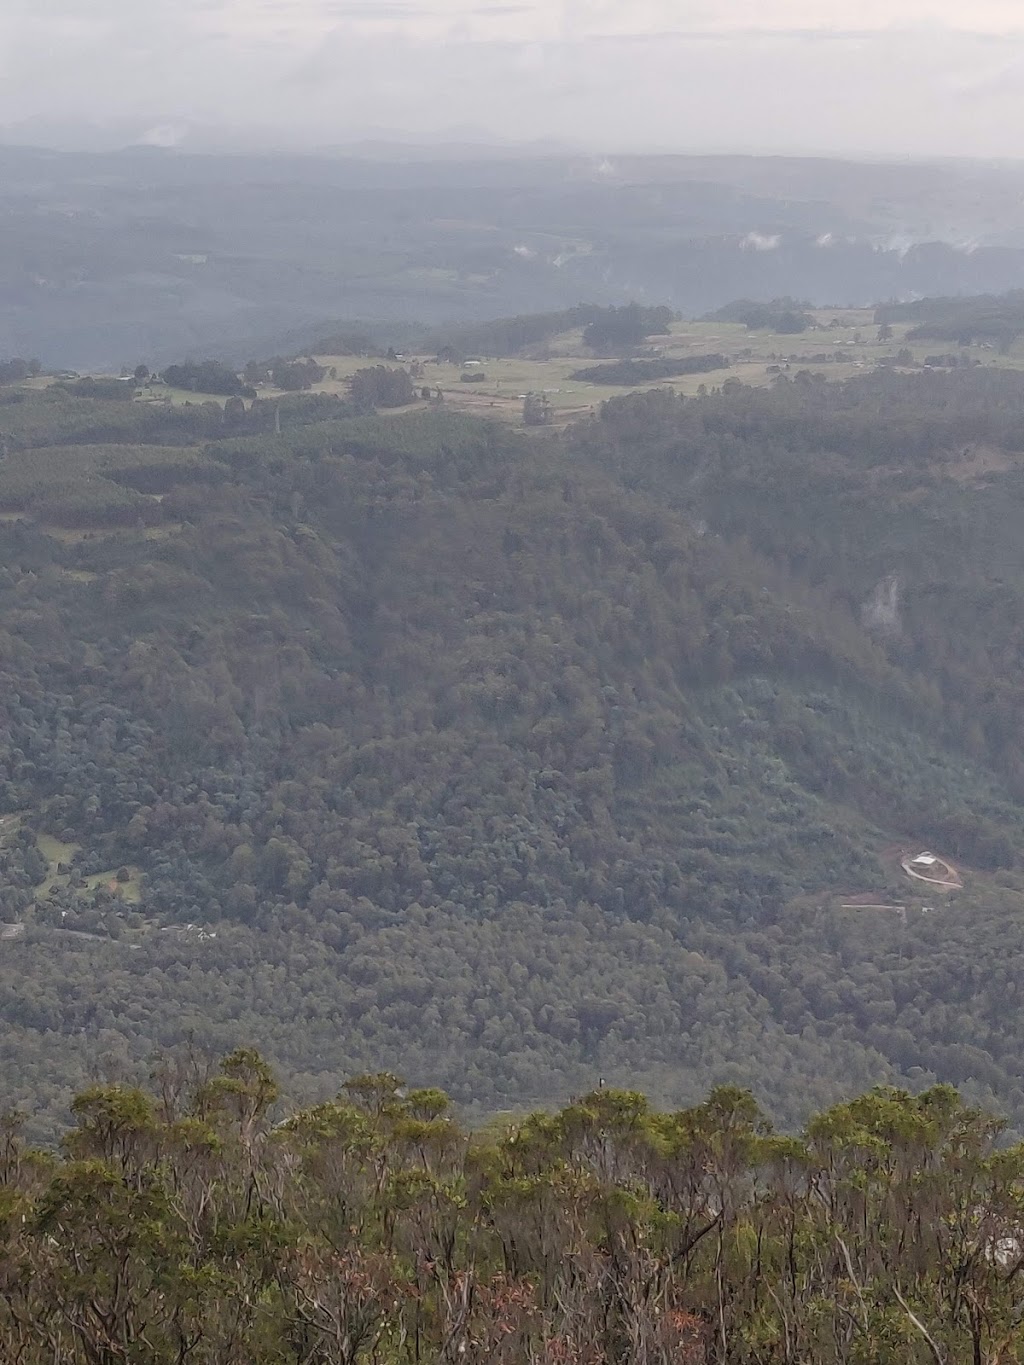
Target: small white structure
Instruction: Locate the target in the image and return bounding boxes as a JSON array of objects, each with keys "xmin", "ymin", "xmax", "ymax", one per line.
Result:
[{"xmin": 911, "ymin": 852, "xmax": 938, "ymax": 868}]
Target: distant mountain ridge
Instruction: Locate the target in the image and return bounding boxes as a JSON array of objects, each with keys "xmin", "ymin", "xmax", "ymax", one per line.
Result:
[{"xmin": 6, "ymin": 148, "xmax": 1024, "ymax": 368}]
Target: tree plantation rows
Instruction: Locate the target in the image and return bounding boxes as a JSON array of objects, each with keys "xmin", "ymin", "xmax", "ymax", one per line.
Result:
[
  {"xmin": 4, "ymin": 368, "xmax": 1024, "ymax": 1135},
  {"xmin": 3, "ymin": 1055, "xmax": 1024, "ymax": 1364}
]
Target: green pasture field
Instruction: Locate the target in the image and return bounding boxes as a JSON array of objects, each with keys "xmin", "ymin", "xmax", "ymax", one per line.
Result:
[
  {"xmin": 305, "ymin": 307, "xmax": 1017, "ymax": 424},
  {"xmin": 0, "ymin": 821, "xmax": 142, "ymax": 908},
  {"xmin": 34, "ymin": 834, "xmax": 82, "ymax": 900},
  {"xmin": 17, "ymin": 307, "xmax": 1024, "ymax": 435},
  {"xmin": 137, "ymin": 384, "xmax": 228, "ymax": 408},
  {"xmin": 159, "ymin": 312, "xmax": 1020, "ymax": 424}
]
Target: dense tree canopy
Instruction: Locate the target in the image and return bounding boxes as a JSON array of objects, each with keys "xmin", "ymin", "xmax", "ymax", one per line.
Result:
[
  {"xmin": 348, "ymin": 365, "xmax": 417, "ymax": 410},
  {"xmin": 569, "ymin": 355, "xmax": 728, "ymax": 384},
  {"xmin": 706, "ymin": 299, "xmax": 813, "ymax": 332},
  {"xmin": 582, "ymin": 305, "xmax": 675, "ymax": 355},
  {"xmin": 162, "ymin": 360, "xmax": 254, "ymax": 397},
  {"xmin": 3, "ymin": 366, "xmax": 1024, "ymax": 1140},
  {"xmin": 877, "ymin": 291, "xmax": 1024, "ymax": 349}
]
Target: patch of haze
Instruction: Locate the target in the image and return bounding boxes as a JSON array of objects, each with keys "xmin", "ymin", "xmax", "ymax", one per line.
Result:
[
  {"xmin": 139, "ymin": 122, "xmax": 189, "ymax": 148},
  {"xmin": 741, "ymin": 233, "xmax": 782, "ymax": 251},
  {"xmin": 4, "ymin": 3, "xmax": 1024, "ymax": 156}
]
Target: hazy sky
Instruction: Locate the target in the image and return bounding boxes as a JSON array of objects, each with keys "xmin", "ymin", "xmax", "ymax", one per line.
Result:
[{"xmin": 4, "ymin": 0, "xmax": 1024, "ymax": 156}]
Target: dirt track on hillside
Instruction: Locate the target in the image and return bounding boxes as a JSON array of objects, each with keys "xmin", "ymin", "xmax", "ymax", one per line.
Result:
[{"xmin": 900, "ymin": 853, "xmax": 962, "ymax": 890}]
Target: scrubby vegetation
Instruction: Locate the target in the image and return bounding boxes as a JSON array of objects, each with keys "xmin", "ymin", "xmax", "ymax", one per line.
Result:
[
  {"xmin": 0, "ymin": 357, "xmax": 41, "ymax": 385},
  {"xmin": 2, "ymin": 1055, "xmax": 1023, "ymax": 1364}
]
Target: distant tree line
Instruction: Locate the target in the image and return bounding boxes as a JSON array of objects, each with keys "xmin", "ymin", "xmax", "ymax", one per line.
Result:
[
  {"xmin": 162, "ymin": 359, "xmax": 255, "ymax": 397},
  {"xmin": 244, "ymin": 357, "xmax": 327, "ymax": 391},
  {"xmin": 308, "ymin": 330, "xmax": 386, "ymax": 357},
  {"xmin": 424, "ymin": 303, "xmax": 675, "ymax": 361},
  {"xmin": 348, "ymin": 364, "xmax": 417, "ymax": 410},
  {"xmin": 706, "ymin": 298, "xmax": 814, "ymax": 332},
  {"xmin": 304, "ymin": 304, "xmax": 680, "ymax": 367},
  {"xmin": 0, "ymin": 358, "xmax": 42, "ymax": 385},
  {"xmin": 571, "ymin": 354, "xmax": 729, "ymax": 384},
  {"xmin": 54, "ymin": 376, "xmax": 136, "ymax": 402},
  {"xmin": 876, "ymin": 291, "xmax": 1024, "ymax": 351},
  {"xmin": 582, "ymin": 303, "xmax": 676, "ymax": 354}
]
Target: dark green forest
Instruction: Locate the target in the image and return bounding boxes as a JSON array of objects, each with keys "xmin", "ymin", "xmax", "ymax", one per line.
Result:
[
  {"xmin": 876, "ymin": 292, "xmax": 1024, "ymax": 349},
  {"xmin": 704, "ymin": 301, "xmax": 813, "ymax": 333},
  {"xmin": 5, "ymin": 367, "xmax": 1024, "ymax": 1139},
  {"xmin": 3, "ymin": 1056, "xmax": 1024, "ymax": 1364},
  {"xmin": 309, "ymin": 305, "xmax": 678, "ymax": 367},
  {"xmin": 568, "ymin": 356, "xmax": 728, "ymax": 385}
]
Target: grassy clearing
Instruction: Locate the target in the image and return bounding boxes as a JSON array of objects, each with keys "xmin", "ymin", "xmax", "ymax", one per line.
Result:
[
  {"xmin": 34, "ymin": 834, "xmax": 82, "ymax": 899},
  {"xmin": 0, "ymin": 812, "xmax": 28, "ymax": 842},
  {"xmin": 34, "ymin": 834, "xmax": 79, "ymax": 866},
  {"xmin": 31, "ymin": 832, "xmax": 142, "ymax": 905},
  {"xmin": 37, "ymin": 525, "xmax": 112, "ymax": 545},
  {"xmin": 139, "ymin": 523, "xmax": 185, "ymax": 540},
  {"xmin": 82, "ymin": 868, "xmax": 143, "ymax": 904},
  {"xmin": 138, "ymin": 385, "xmax": 228, "ymax": 408},
  {"xmin": 34, "ymin": 522, "xmax": 185, "ymax": 547}
]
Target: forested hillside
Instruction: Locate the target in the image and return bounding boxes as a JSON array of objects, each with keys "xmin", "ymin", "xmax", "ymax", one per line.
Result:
[
  {"xmin": 2, "ymin": 1055, "xmax": 1022, "ymax": 1365},
  {"xmin": 5, "ymin": 369, "xmax": 1024, "ymax": 1137}
]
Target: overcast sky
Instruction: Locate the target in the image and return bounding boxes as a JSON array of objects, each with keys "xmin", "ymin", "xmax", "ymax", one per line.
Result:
[{"xmin": 3, "ymin": 0, "xmax": 1024, "ymax": 157}]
